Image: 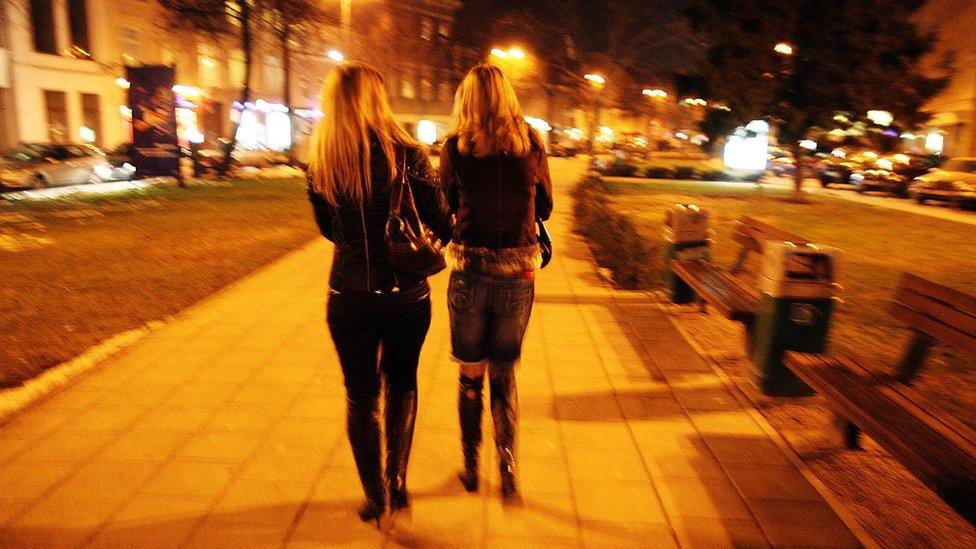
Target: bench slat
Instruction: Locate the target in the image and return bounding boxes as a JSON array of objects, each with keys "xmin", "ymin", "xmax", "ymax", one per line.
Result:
[
  {"xmin": 739, "ymin": 216, "xmax": 811, "ymax": 245},
  {"xmin": 785, "ymin": 353, "xmax": 976, "ymax": 490},
  {"xmin": 890, "ymin": 303, "xmax": 976, "ymax": 357},
  {"xmin": 901, "ymin": 273, "xmax": 976, "ymax": 318},
  {"xmin": 671, "ymin": 259, "xmax": 759, "ymax": 322},
  {"xmin": 894, "ymin": 288, "xmax": 976, "ymax": 340}
]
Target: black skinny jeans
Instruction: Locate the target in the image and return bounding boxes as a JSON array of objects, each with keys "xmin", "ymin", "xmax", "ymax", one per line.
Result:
[
  {"xmin": 327, "ymin": 285, "xmax": 431, "ymax": 399},
  {"xmin": 327, "ymin": 284, "xmax": 432, "ymax": 503}
]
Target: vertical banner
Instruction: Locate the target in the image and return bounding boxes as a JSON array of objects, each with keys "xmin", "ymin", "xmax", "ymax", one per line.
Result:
[{"xmin": 127, "ymin": 66, "xmax": 180, "ymax": 178}]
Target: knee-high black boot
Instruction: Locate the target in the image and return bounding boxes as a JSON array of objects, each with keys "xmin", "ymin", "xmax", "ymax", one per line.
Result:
[
  {"xmin": 489, "ymin": 362, "xmax": 519, "ymax": 500},
  {"xmin": 346, "ymin": 395, "xmax": 385, "ymax": 523},
  {"xmin": 385, "ymin": 388, "xmax": 417, "ymax": 510},
  {"xmin": 457, "ymin": 374, "xmax": 484, "ymax": 492}
]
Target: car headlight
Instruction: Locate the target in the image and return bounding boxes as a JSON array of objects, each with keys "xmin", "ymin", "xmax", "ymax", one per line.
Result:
[{"xmin": 93, "ymin": 165, "xmax": 113, "ymax": 179}]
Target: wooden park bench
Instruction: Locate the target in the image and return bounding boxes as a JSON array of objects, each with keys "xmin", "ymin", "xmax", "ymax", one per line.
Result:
[
  {"xmin": 785, "ymin": 273, "xmax": 976, "ymax": 523},
  {"xmin": 670, "ymin": 216, "xmax": 812, "ymax": 329}
]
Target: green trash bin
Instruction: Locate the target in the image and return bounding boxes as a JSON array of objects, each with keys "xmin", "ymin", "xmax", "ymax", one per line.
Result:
[
  {"xmin": 664, "ymin": 204, "xmax": 710, "ymax": 304},
  {"xmin": 751, "ymin": 241, "xmax": 841, "ymax": 396}
]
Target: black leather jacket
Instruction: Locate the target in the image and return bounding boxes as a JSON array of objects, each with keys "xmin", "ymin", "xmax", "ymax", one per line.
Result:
[
  {"xmin": 439, "ymin": 134, "xmax": 553, "ymax": 250},
  {"xmin": 308, "ymin": 142, "xmax": 453, "ymax": 293}
]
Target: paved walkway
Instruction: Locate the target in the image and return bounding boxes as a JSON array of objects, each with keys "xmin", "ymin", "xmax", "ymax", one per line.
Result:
[{"xmin": 0, "ymin": 159, "xmax": 863, "ymax": 547}]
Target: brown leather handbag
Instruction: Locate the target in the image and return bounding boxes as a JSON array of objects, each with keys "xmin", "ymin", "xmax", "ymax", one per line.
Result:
[{"xmin": 384, "ymin": 149, "xmax": 447, "ymax": 277}]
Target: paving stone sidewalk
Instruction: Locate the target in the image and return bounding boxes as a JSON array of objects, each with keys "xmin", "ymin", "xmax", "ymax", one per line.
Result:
[{"xmin": 0, "ymin": 160, "xmax": 865, "ymax": 547}]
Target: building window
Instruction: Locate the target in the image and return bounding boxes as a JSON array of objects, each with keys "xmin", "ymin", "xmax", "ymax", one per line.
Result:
[
  {"xmin": 438, "ymin": 22, "xmax": 450, "ymax": 40},
  {"xmin": 121, "ymin": 27, "xmax": 140, "ymax": 64},
  {"xmin": 80, "ymin": 93, "xmax": 101, "ymax": 145},
  {"xmin": 43, "ymin": 90, "xmax": 68, "ymax": 143},
  {"xmin": 198, "ymin": 43, "xmax": 220, "ymax": 87},
  {"xmin": 264, "ymin": 55, "xmax": 283, "ymax": 93},
  {"xmin": 29, "ymin": 0, "xmax": 57, "ymax": 54},
  {"xmin": 419, "ymin": 77, "xmax": 432, "ymax": 101},
  {"xmin": 229, "ymin": 49, "xmax": 245, "ymax": 87},
  {"xmin": 400, "ymin": 73, "xmax": 416, "ymax": 100},
  {"xmin": 67, "ymin": 0, "xmax": 91, "ymax": 57},
  {"xmin": 420, "ymin": 17, "xmax": 433, "ymax": 41},
  {"xmin": 161, "ymin": 47, "xmax": 174, "ymax": 66}
]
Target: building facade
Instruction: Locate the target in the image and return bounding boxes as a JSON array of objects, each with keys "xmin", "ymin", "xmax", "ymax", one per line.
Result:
[
  {"xmin": 0, "ymin": 0, "xmax": 463, "ymax": 152},
  {"xmin": 917, "ymin": 0, "xmax": 976, "ymax": 157}
]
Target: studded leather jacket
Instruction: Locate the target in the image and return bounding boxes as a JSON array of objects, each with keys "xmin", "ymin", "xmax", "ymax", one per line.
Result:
[{"xmin": 307, "ymin": 142, "xmax": 453, "ymax": 293}]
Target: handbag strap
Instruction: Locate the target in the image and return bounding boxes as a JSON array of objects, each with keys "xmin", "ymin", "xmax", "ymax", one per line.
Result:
[{"xmin": 390, "ymin": 146, "xmax": 408, "ymax": 218}]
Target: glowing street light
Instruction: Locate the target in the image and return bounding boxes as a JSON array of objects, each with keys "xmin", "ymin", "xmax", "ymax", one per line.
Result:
[
  {"xmin": 774, "ymin": 42, "xmax": 794, "ymax": 56},
  {"xmin": 584, "ymin": 73, "xmax": 606, "ymax": 87},
  {"xmin": 642, "ymin": 88, "xmax": 668, "ymax": 98},
  {"xmin": 491, "ymin": 47, "xmax": 527, "ymax": 60},
  {"xmin": 327, "ymin": 50, "xmax": 345, "ymax": 62}
]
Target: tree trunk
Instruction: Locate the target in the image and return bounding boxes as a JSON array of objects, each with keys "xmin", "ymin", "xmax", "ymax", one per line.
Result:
[
  {"xmin": 791, "ymin": 141, "xmax": 805, "ymax": 198},
  {"xmin": 281, "ymin": 24, "xmax": 297, "ymax": 166},
  {"xmin": 219, "ymin": 1, "xmax": 252, "ymax": 177}
]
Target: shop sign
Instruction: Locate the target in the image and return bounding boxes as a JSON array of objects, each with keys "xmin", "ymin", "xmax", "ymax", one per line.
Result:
[{"xmin": 127, "ymin": 66, "xmax": 180, "ymax": 178}]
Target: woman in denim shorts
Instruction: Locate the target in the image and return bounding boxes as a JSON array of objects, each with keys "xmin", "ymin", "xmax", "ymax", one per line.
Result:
[{"xmin": 439, "ymin": 64, "xmax": 554, "ymax": 500}]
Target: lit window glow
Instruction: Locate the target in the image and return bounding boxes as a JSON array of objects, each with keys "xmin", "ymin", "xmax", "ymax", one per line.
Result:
[
  {"xmin": 524, "ymin": 116, "xmax": 551, "ymax": 133},
  {"xmin": 327, "ymin": 50, "xmax": 344, "ymax": 62},
  {"xmin": 417, "ymin": 119, "xmax": 437, "ymax": 145},
  {"xmin": 925, "ymin": 132, "xmax": 944, "ymax": 154},
  {"xmin": 799, "ymin": 140, "xmax": 817, "ymax": 151},
  {"xmin": 79, "ymin": 126, "xmax": 96, "ymax": 143}
]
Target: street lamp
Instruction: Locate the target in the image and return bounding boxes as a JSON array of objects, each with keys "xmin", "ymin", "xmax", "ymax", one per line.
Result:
[
  {"xmin": 584, "ymin": 73, "xmax": 606, "ymax": 88},
  {"xmin": 327, "ymin": 50, "xmax": 345, "ymax": 63},
  {"xmin": 583, "ymin": 74, "xmax": 607, "ymax": 154},
  {"xmin": 490, "ymin": 47, "xmax": 526, "ymax": 60},
  {"xmin": 774, "ymin": 42, "xmax": 794, "ymax": 56},
  {"xmin": 642, "ymin": 88, "xmax": 667, "ymax": 98}
]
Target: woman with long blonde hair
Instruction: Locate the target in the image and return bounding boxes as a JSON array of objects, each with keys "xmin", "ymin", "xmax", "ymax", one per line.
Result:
[
  {"xmin": 440, "ymin": 63, "xmax": 554, "ymax": 501},
  {"xmin": 307, "ymin": 62, "xmax": 453, "ymax": 523}
]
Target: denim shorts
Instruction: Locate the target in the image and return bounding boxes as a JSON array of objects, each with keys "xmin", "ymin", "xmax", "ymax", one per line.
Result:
[{"xmin": 447, "ymin": 270, "xmax": 535, "ymax": 363}]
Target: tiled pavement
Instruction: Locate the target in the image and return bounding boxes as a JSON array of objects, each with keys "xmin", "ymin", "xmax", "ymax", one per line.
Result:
[{"xmin": 0, "ymin": 159, "xmax": 865, "ymax": 547}]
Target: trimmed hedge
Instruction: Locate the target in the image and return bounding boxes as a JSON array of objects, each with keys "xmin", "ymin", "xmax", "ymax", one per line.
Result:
[{"xmin": 572, "ymin": 175, "xmax": 657, "ymax": 290}]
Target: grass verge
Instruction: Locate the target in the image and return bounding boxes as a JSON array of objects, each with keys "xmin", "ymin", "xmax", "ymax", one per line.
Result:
[{"xmin": 0, "ymin": 178, "xmax": 318, "ymax": 387}]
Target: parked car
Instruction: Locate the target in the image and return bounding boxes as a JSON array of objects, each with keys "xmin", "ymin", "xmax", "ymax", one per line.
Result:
[
  {"xmin": 909, "ymin": 157, "xmax": 976, "ymax": 206},
  {"xmin": 549, "ymin": 142, "xmax": 580, "ymax": 158},
  {"xmin": 849, "ymin": 153, "xmax": 941, "ymax": 197},
  {"xmin": 196, "ymin": 140, "xmax": 290, "ymax": 172},
  {"xmin": 812, "ymin": 154, "xmax": 863, "ymax": 187},
  {"xmin": 0, "ymin": 143, "xmax": 114, "ymax": 190},
  {"xmin": 767, "ymin": 155, "xmax": 796, "ymax": 176},
  {"xmin": 102, "ymin": 143, "xmax": 138, "ymax": 181}
]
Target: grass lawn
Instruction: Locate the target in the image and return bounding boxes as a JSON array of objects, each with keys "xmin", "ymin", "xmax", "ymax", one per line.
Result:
[
  {"xmin": 597, "ymin": 177, "xmax": 976, "ymax": 425},
  {"xmin": 0, "ymin": 178, "xmax": 318, "ymax": 387}
]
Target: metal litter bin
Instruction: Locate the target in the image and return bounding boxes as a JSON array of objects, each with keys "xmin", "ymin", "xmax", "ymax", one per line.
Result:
[
  {"xmin": 664, "ymin": 204, "xmax": 710, "ymax": 303},
  {"xmin": 751, "ymin": 241, "xmax": 841, "ymax": 395}
]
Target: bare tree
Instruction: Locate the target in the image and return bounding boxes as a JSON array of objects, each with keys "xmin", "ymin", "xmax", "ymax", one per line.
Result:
[
  {"xmin": 264, "ymin": 0, "xmax": 332, "ymax": 164},
  {"xmin": 157, "ymin": 0, "xmax": 254, "ymax": 176}
]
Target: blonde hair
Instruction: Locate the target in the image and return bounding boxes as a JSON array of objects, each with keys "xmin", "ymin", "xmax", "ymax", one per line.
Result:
[
  {"xmin": 308, "ymin": 62, "xmax": 418, "ymax": 204},
  {"xmin": 451, "ymin": 63, "xmax": 536, "ymax": 157}
]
